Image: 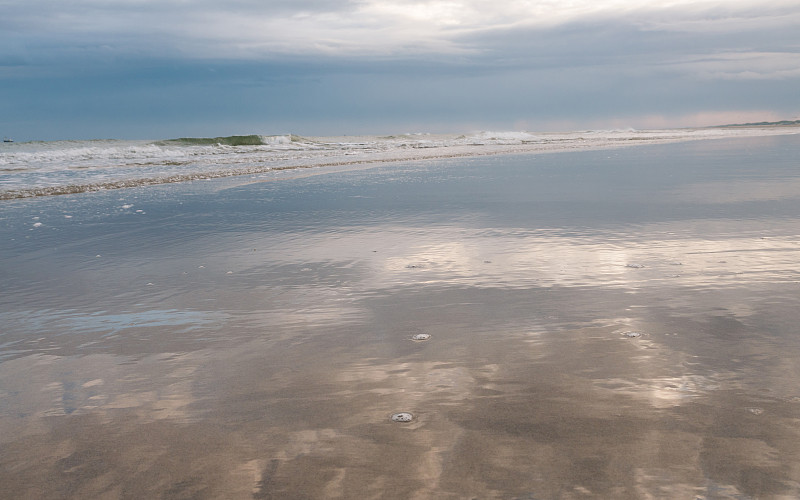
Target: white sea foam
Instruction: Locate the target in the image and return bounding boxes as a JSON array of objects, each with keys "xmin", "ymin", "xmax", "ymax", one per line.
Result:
[
  {"xmin": 463, "ymin": 131, "xmax": 540, "ymax": 144},
  {"xmin": 260, "ymin": 134, "xmax": 294, "ymax": 146},
  {"xmin": 1, "ymin": 127, "xmax": 797, "ymax": 199}
]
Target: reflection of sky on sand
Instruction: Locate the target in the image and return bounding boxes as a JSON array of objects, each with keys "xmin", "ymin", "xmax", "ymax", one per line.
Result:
[
  {"xmin": 3, "ymin": 286, "xmax": 800, "ymax": 497},
  {"xmin": 3, "ymin": 136, "xmax": 800, "ymax": 497},
  {"xmin": 217, "ymin": 219, "xmax": 800, "ymax": 294},
  {"xmin": 673, "ymin": 177, "xmax": 800, "ymax": 204},
  {"xmin": 0, "ymin": 308, "xmax": 224, "ymax": 336},
  {"xmin": 596, "ymin": 374, "xmax": 722, "ymax": 409},
  {"xmin": 0, "ymin": 308, "xmax": 227, "ymax": 361},
  {"xmin": 0, "ymin": 351, "xmax": 203, "ymax": 441},
  {"xmin": 335, "ymin": 360, "xmax": 481, "ymax": 404}
]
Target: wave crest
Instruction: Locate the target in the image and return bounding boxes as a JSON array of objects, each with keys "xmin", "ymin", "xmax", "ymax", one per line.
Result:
[{"xmin": 157, "ymin": 135, "xmax": 270, "ymax": 146}]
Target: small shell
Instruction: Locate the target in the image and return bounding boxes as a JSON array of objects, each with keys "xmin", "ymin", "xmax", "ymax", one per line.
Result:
[
  {"xmin": 411, "ymin": 333, "xmax": 431, "ymax": 341},
  {"xmin": 391, "ymin": 412, "xmax": 414, "ymax": 422},
  {"xmin": 624, "ymin": 331, "xmax": 642, "ymax": 338}
]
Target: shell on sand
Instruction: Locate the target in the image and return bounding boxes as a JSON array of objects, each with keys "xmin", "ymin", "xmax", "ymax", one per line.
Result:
[{"xmin": 391, "ymin": 412, "xmax": 413, "ymax": 422}]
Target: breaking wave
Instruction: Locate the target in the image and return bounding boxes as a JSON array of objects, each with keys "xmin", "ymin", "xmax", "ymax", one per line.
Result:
[{"xmin": 157, "ymin": 134, "xmax": 305, "ymax": 147}]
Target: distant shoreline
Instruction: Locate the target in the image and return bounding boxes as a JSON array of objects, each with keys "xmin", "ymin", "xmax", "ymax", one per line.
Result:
[{"xmin": 713, "ymin": 119, "xmax": 800, "ymax": 128}]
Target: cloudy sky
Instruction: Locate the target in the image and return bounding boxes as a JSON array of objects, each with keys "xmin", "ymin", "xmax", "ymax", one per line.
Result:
[{"xmin": 2, "ymin": 0, "xmax": 799, "ymax": 140}]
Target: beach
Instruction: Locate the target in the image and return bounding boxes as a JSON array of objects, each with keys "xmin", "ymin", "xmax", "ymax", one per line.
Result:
[{"xmin": 2, "ymin": 131, "xmax": 800, "ymax": 498}]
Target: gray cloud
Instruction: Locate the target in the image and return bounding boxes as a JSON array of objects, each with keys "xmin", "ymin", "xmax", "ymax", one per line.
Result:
[
  {"xmin": 1, "ymin": 0, "xmax": 798, "ymax": 139},
  {"xmin": 3, "ymin": 1, "xmax": 796, "ymax": 80}
]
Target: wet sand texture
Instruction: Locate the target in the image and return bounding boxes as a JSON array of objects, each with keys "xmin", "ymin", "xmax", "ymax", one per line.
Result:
[{"xmin": 2, "ymin": 135, "xmax": 800, "ymax": 498}]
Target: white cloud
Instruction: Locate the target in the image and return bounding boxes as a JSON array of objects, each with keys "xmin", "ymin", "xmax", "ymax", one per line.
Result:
[{"xmin": 5, "ymin": 0, "xmax": 799, "ymax": 61}]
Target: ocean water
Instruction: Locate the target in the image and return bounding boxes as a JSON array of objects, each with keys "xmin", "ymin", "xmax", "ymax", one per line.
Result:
[
  {"xmin": 1, "ymin": 127, "xmax": 791, "ymax": 200},
  {"xmin": 2, "ymin": 132, "xmax": 800, "ymax": 498}
]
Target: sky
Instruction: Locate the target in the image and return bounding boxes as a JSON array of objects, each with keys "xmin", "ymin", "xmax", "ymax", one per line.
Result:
[{"xmin": 1, "ymin": 0, "xmax": 799, "ymax": 140}]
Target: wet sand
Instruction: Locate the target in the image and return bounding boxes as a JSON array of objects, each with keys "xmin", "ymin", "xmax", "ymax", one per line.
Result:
[{"xmin": 2, "ymin": 134, "xmax": 800, "ymax": 498}]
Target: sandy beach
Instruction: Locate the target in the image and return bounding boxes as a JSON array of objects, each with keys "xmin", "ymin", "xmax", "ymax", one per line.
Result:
[{"xmin": 2, "ymin": 132, "xmax": 800, "ymax": 498}]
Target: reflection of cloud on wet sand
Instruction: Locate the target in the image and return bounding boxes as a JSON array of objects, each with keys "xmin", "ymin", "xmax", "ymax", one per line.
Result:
[
  {"xmin": 0, "ymin": 352, "xmax": 202, "ymax": 442},
  {"xmin": 595, "ymin": 374, "xmax": 722, "ymax": 408},
  {"xmin": 3, "ymin": 309, "xmax": 800, "ymax": 498},
  {"xmin": 225, "ymin": 220, "xmax": 800, "ymax": 294},
  {"xmin": 335, "ymin": 360, "xmax": 480, "ymax": 403},
  {"xmin": 673, "ymin": 177, "xmax": 800, "ymax": 204},
  {"xmin": 2, "ymin": 253, "xmax": 798, "ymax": 498}
]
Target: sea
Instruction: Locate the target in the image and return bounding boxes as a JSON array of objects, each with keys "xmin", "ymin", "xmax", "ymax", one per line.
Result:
[{"xmin": 1, "ymin": 127, "xmax": 791, "ymax": 200}]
